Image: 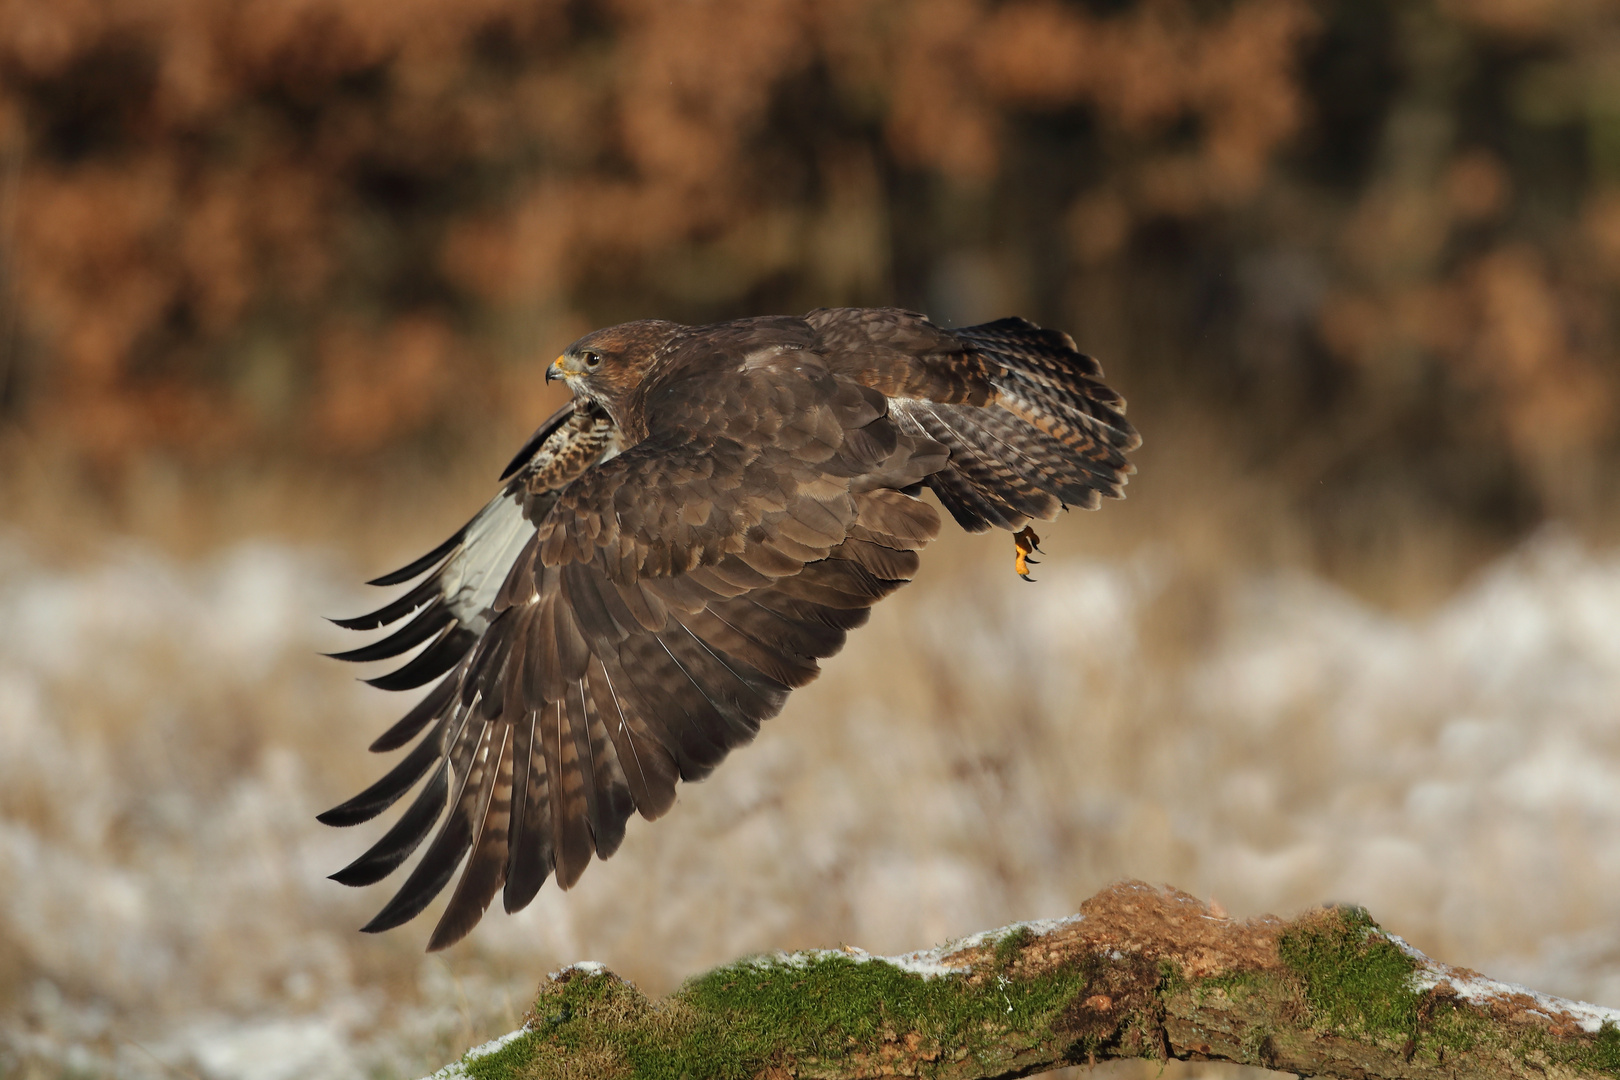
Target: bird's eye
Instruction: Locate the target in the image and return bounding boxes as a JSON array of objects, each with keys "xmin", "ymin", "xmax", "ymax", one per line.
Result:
[{"xmin": 582, "ymin": 351, "xmax": 602, "ymax": 369}]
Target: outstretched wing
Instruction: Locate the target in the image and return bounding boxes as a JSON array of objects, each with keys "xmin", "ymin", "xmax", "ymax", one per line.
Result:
[
  {"xmin": 322, "ymin": 400, "xmax": 614, "ymax": 699},
  {"xmin": 325, "ymin": 309, "xmax": 1138, "ymax": 950},
  {"xmin": 326, "ymin": 344, "xmax": 947, "ymax": 949}
]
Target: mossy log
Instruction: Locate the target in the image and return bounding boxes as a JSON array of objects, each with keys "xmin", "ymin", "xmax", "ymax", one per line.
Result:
[{"xmin": 435, "ymin": 881, "xmax": 1620, "ymax": 1080}]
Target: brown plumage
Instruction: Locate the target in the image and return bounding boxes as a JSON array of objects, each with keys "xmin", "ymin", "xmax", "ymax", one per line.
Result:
[{"xmin": 322, "ymin": 307, "xmax": 1140, "ymax": 950}]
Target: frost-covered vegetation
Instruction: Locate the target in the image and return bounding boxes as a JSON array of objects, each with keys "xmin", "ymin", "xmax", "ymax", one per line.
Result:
[{"xmin": 6, "ymin": 529, "xmax": 1620, "ymax": 1078}]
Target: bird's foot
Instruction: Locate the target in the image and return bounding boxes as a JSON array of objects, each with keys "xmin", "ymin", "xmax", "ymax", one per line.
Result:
[{"xmin": 1013, "ymin": 526, "xmax": 1042, "ymax": 581}]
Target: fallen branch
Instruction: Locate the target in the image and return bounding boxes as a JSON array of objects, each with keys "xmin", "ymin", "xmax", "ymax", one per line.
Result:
[{"xmin": 432, "ymin": 881, "xmax": 1620, "ymax": 1080}]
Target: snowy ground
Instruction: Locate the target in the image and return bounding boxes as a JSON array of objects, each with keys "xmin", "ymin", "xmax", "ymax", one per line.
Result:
[{"xmin": 5, "ymin": 527, "xmax": 1620, "ymax": 1078}]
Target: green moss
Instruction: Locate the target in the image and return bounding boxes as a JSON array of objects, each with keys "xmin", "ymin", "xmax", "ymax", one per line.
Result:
[
  {"xmin": 1156, "ymin": 959, "xmax": 1187, "ymax": 1000},
  {"xmin": 1421, "ymin": 993, "xmax": 1486, "ymax": 1059},
  {"xmin": 505, "ymin": 949, "xmax": 1105, "ymax": 1080},
  {"xmin": 448, "ymin": 915, "xmax": 1620, "ymax": 1080},
  {"xmin": 1274, "ymin": 910, "xmax": 1620, "ymax": 1078},
  {"xmin": 1192, "ymin": 969, "xmax": 1269, "ymax": 1007},
  {"xmin": 1238, "ymin": 1021, "xmax": 1277, "ymax": 1064},
  {"xmin": 1271, "ymin": 908, "xmax": 1618, "ymax": 1076},
  {"xmin": 1277, "ymin": 906, "xmax": 1420, "ymax": 1041},
  {"xmin": 1590, "ymin": 1022, "xmax": 1620, "ymax": 1073},
  {"xmin": 676, "ymin": 952, "xmax": 1089, "ymax": 1068},
  {"xmin": 460, "ymin": 1032, "xmax": 542, "ymax": 1080},
  {"xmin": 993, "ymin": 925, "xmax": 1037, "ymax": 970},
  {"xmin": 1520, "ymin": 1019, "xmax": 1620, "ymax": 1079}
]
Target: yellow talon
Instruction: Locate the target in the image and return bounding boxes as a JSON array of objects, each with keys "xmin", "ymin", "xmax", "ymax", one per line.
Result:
[{"xmin": 1013, "ymin": 526, "xmax": 1041, "ymax": 581}]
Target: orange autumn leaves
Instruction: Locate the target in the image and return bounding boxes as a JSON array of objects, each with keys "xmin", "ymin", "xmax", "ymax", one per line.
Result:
[
  {"xmin": 1, "ymin": 0, "xmax": 1618, "ymax": 515},
  {"xmin": 0, "ymin": 0, "xmax": 1314, "ymax": 460},
  {"xmin": 897, "ymin": 0, "xmax": 1312, "ymax": 203}
]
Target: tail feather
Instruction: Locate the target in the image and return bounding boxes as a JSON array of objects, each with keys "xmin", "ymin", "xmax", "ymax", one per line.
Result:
[
  {"xmin": 891, "ymin": 317, "xmax": 1140, "ymax": 532},
  {"xmin": 920, "ymin": 459, "xmax": 1025, "ymax": 532}
]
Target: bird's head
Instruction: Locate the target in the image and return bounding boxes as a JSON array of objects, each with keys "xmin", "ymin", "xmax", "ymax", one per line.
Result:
[{"xmin": 548, "ymin": 319, "xmax": 681, "ymax": 429}]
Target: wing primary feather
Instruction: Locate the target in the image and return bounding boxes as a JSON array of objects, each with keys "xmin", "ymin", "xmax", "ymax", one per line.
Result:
[
  {"xmin": 332, "ymin": 692, "xmax": 480, "ymax": 887},
  {"xmin": 325, "ymin": 600, "xmax": 452, "ymax": 663},
  {"xmin": 369, "ymin": 669, "xmax": 461, "ymax": 753},
  {"xmin": 330, "ymin": 574, "xmax": 441, "ymax": 631},
  {"xmin": 546, "ymin": 697, "xmax": 595, "ymax": 889},
  {"xmin": 318, "ymin": 715, "xmax": 449, "ymax": 826},
  {"xmin": 498, "ymin": 709, "xmax": 550, "ymax": 913},
  {"xmin": 428, "ymin": 725, "xmax": 513, "ymax": 951},
  {"xmin": 567, "ymin": 682, "xmax": 604, "ymax": 857},
  {"xmin": 578, "ymin": 678, "xmax": 635, "ymax": 858},
  {"xmin": 653, "ymin": 629, "xmax": 766, "ymax": 741},
  {"xmin": 367, "ymin": 527, "xmax": 468, "ymax": 587},
  {"xmin": 328, "ymin": 761, "xmax": 450, "ymax": 886},
  {"xmin": 588, "ymin": 656, "xmax": 677, "ymax": 820},
  {"xmin": 461, "ymin": 606, "xmax": 519, "ymax": 709},
  {"xmin": 361, "ymin": 723, "xmax": 495, "ymax": 933},
  {"xmin": 503, "ymin": 708, "xmax": 551, "ymax": 912},
  {"xmin": 366, "ymin": 625, "xmax": 477, "ymax": 692}
]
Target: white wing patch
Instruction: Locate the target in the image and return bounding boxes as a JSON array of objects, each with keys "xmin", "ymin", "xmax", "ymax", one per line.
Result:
[
  {"xmin": 439, "ymin": 491, "xmax": 533, "ymax": 634},
  {"xmin": 327, "ymin": 409, "xmax": 608, "ymax": 691}
]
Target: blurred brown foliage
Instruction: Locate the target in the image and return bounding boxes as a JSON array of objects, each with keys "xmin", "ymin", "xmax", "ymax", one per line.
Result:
[{"xmin": 1, "ymin": 0, "xmax": 1619, "ymax": 546}]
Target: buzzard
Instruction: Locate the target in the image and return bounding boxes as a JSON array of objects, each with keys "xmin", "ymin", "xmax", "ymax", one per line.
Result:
[{"xmin": 322, "ymin": 307, "xmax": 1140, "ymax": 949}]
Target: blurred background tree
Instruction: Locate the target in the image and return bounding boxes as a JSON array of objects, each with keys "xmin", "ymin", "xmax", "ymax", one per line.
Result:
[{"xmin": 1, "ymin": 0, "xmax": 1618, "ymax": 587}]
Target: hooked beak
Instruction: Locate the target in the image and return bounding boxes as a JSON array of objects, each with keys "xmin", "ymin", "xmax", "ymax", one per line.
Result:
[{"xmin": 546, "ymin": 355, "xmax": 566, "ymax": 384}]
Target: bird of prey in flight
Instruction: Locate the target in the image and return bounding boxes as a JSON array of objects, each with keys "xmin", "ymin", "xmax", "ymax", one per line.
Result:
[{"xmin": 322, "ymin": 307, "xmax": 1140, "ymax": 949}]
